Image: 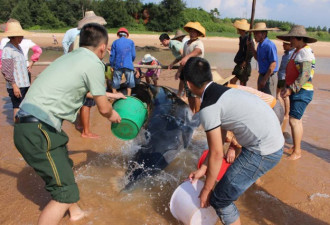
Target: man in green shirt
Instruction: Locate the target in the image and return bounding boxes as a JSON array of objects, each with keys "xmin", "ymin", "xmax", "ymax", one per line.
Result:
[
  {"xmin": 159, "ymin": 33, "xmax": 184, "ymax": 69},
  {"xmin": 14, "ymin": 23, "xmax": 121, "ymax": 225}
]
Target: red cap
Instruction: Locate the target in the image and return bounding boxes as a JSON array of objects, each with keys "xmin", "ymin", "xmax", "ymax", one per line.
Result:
[{"xmin": 117, "ymin": 27, "xmax": 129, "ymax": 37}]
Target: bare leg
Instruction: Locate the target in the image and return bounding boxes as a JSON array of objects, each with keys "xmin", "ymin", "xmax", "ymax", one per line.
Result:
[
  {"xmin": 287, "ymin": 116, "xmax": 303, "ymax": 160},
  {"xmin": 80, "ymin": 106, "xmax": 99, "ymax": 138},
  {"xmin": 37, "ymin": 200, "xmax": 71, "ymax": 225},
  {"xmin": 282, "ymin": 96, "xmax": 290, "ymax": 132},
  {"xmin": 13, "ymin": 108, "xmax": 19, "ymax": 121},
  {"xmin": 127, "ymin": 88, "xmax": 132, "ymax": 96},
  {"xmin": 112, "ymin": 88, "xmax": 117, "ymax": 94},
  {"xmin": 145, "ymin": 76, "xmax": 151, "ymax": 84},
  {"xmin": 177, "ymin": 80, "xmax": 184, "ymax": 97},
  {"xmin": 69, "ymin": 203, "xmax": 85, "ymax": 221}
]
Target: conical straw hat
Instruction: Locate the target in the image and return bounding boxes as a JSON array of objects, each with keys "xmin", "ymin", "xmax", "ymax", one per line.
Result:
[
  {"xmin": 212, "ymin": 71, "xmax": 235, "ymax": 85},
  {"xmin": 233, "ymin": 19, "xmax": 250, "ymax": 31},
  {"xmin": 78, "ymin": 11, "xmax": 107, "ymax": 29},
  {"xmin": 1, "ymin": 20, "xmax": 30, "ymax": 37},
  {"xmin": 184, "ymin": 22, "xmax": 206, "ymax": 37}
]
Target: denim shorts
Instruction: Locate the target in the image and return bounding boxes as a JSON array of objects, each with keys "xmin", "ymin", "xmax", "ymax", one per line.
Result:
[
  {"xmin": 289, "ymin": 88, "xmax": 313, "ymax": 120},
  {"xmin": 210, "ymin": 147, "xmax": 283, "ymax": 224},
  {"xmin": 112, "ymin": 68, "xmax": 135, "ymax": 89}
]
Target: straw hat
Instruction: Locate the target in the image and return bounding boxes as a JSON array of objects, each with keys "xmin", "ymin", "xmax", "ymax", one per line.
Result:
[
  {"xmin": 212, "ymin": 71, "xmax": 235, "ymax": 85},
  {"xmin": 117, "ymin": 27, "xmax": 129, "ymax": 37},
  {"xmin": 276, "ymin": 25, "xmax": 317, "ymax": 43},
  {"xmin": 142, "ymin": 54, "xmax": 154, "ymax": 63},
  {"xmin": 233, "ymin": 19, "xmax": 250, "ymax": 31},
  {"xmin": 184, "ymin": 22, "xmax": 206, "ymax": 37},
  {"xmin": 248, "ymin": 22, "xmax": 279, "ymax": 32},
  {"xmin": 1, "ymin": 20, "xmax": 30, "ymax": 37},
  {"xmin": 77, "ymin": 11, "xmax": 107, "ymax": 29},
  {"xmin": 172, "ymin": 30, "xmax": 186, "ymax": 40}
]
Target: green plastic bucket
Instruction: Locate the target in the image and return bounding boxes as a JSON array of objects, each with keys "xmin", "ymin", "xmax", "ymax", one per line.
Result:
[{"xmin": 111, "ymin": 96, "xmax": 148, "ymax": 140}]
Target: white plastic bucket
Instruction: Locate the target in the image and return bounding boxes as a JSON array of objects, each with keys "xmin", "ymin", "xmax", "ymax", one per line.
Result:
[{"xmin": 170, "ymin": 180, "xmax": 218, "ymax": 225}]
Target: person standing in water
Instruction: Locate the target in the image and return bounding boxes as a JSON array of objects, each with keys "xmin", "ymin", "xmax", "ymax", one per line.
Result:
[
  {"xmin": 277, "ymin": 25, "xmax": 317, "ymax": 160},
  {"xmin": 14, "ymin": 23, "xmax": 122, "ymax": 225},
  {"xmin": 231, "ymin": 19, "xmax": 253, "ymax": 86}
]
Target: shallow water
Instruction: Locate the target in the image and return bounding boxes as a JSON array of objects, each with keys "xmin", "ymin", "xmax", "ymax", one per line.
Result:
[{"xmin": 1, "ymin": 48, "xmax": 329, "ymax": 225}]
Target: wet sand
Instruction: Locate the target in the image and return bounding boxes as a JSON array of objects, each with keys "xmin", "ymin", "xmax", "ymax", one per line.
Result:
[{"xmin": 0, "ymin": 34, "xmax": 329, "ymax": 224}]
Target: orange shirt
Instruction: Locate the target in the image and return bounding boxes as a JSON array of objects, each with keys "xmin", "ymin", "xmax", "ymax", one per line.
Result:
[{"xmin": 228, "ymin": 84, "xmax": 277, "ymax": 108}]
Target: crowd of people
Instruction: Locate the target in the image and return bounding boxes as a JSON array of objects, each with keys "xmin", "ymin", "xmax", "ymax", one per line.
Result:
[{"xmin": 0, "ymin": 11, "xmax": 317, "ymax": 225}]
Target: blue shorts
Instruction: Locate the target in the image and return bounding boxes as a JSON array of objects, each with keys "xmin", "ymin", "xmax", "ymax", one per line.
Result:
[
  {"xmin": 289, "ymin": 88, "xmax": 313, "ymax": 120},
  {"xmin": 112, "ymin": 68, "xmax": 135, "ymax": 89},
  {"xmin": 210, "ymin": 147, "xmax": 283, "ymax": 224}
]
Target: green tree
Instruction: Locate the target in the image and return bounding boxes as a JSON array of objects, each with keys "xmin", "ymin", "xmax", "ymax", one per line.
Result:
[
  {"xmin": 0, "ymin": 0, "xmax": 19, "ymax": 22},
  {"xmin": 126, "ymin": 0, "xmax": 143, "ymax": 19},
  {"xmin": 10, "ymin": 0, "xmax": 33, "ymax": 27},
  {"xmin": 29, "ymin": 0, "xmax": 63, "ymax": 28},
  {"xmin": 95, "ymin": 0, "xmax": 134, "ymax": 28},
  {"xmin": 146, "ymin": 0, "xmax": 185, "ymax": 31}
]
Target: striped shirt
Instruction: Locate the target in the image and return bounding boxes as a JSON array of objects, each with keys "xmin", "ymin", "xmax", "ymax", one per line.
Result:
[{"xmin": 1, "ymin": 42, "xmax": 30, "ymax": 89}]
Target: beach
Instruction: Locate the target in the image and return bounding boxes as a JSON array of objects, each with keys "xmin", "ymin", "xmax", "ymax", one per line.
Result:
[{"xmin": 0, "ymin": 33, "xmax": 329, "ymax": 224}]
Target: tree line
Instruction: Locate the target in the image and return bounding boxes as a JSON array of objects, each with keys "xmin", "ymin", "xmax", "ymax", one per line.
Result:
[{"xmin": 0, "ymin": 0, "xmax": 328, "ymax": 35}]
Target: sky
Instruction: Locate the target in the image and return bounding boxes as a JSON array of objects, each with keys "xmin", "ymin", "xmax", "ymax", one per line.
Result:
[{"xmin": 143, "ymin": 0, "xmax": 330, "ymax": 28}]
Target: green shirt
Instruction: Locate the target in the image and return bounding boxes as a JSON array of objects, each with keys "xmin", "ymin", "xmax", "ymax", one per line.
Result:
[
  {"xmin": 169, "ymin": 40, "xmax": 183, "ymax": 59},
  {"xmin": 20, "ymin": 47, "xmax": 106, "ymax": 131}
]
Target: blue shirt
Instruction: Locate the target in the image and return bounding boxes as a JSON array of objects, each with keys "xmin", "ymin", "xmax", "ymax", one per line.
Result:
[
  {"xmin": 256, "ymin": 37, "xmax": 278, "ymax": 74},
  {"xmin": 277, "ymin": 48, "xmax": 295, "ymax": 80},
  {"xmin": 62, "ymin": 28, "xmax": 80, "ymax": 54},
  {"xmin": 110, "ymin": 37, "xmax": 136, "ymax": 71}
]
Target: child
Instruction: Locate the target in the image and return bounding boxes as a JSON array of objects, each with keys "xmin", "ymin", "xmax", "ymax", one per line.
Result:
[{"xmin": 136, "ymin": 54, "xmax": 161, "ymax": 86}]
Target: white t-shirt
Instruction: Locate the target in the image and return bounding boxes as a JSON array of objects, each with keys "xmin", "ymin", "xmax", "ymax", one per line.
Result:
[{"xmin": 183, "ymin": 39, "xmax": 204, "ymax": 58}]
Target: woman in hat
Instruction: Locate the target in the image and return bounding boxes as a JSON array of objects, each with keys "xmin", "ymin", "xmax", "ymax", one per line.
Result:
[
  {"xmin": 172, "ymin": 29, "xmax": 188, "ymax": 43},
  {"xmin": 231, "ymin": 19, "xmax": 253, "ymax": 86},
  {"xmin": 278, "ymin": 25, "xmax": 317, "ymax": 160},
  {"xmin": 1, "ymin": 20, "xmax": 31, "ymax": 120},
  {"xmin": 135, "ymin": 53, "xmax": 161, "ymax": 86},
  {"xmin": 176, "ymin": 21, "xmax": 206, "ymax": 113}
]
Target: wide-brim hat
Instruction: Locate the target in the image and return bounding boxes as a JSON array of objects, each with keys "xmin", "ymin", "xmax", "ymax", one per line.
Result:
[
  {"xmin": 172, "ymin": 29, "xmax": 186, "ymax": 40},
  {"xmin": 1, "ymin": 20, "xmax": 30, "ymax": 37},
  {"xmin": 184, "ymin": 22, "xmax": 206, "ymax": 37},
  {"xmin": 142, "ymin": 54, "xmax": 154, "ymax": 63},
  {"xmin": 212, "ymin": 71, "xmax": 235, "ymax": 85},
  {"xmin": 248, "ymin": 22, "xmax": 279, "ymax": 32},
  {"xmin": 78, "ymin": 11, "xmax": 107, "ymax": 29},
  {"xmin": 276, "ymin": 25, "xmax": 317, "ymax": 43},
  {"xmin": 233, "ymin": 19, "xmax": 250, "ymax": 31}
]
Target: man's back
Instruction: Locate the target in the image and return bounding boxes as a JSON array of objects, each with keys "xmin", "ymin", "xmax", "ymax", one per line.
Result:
[
  {"xmin": 110, "ymin": 37, "xmax": 135, "ymax": 70},
  {"xmin": 200, "ymin": 82, "xmax": 284, "ymax": 155}
]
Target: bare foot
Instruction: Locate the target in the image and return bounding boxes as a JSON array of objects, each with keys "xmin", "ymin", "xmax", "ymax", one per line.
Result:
[
  {"xmin": 69, "ymin": 209, "xmax": 85, "ymax": 222},
  {"xmin": 81, "ymin": 132, "xmax": 100, "ymax": 139},
  {"xmin": 286, "ymin": 152, "xmax": 301, "ymax": 160},
  {"xmin": 69, "ymin": 204, "xmax": 85, "ymax": 222},
  {"xmin": 284, "ymin": 147, "xmax": 294, "ymax": 154}
]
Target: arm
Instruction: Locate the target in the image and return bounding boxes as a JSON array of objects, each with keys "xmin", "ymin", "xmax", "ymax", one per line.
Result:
[
  {"xmin": 200, "ymin": 127, "xmax": 224, "ymax": 208},
  {"xmin": 93, "ymin": 95, "xmax": 121, "ymax": 123},
  {"xmin": 258, "ymin": 61, "xmax": 276, "ymax": 89},
  {"xmin": 290, "ymin": 61, "xmax": 313, "ymax": 93},
  {"xmin": 2, "ymin": 58, "xmax": 21, "ymax": 98},
  {"xmin": 109, "ymin": 44, "xmax": 115, "ymax": 68},
  {"xmin": 28, "ymin": 45, "xmax": 42, "ymax": 72},
  {"xmin": 131, "ymin": 41, "xmax": 136, "ymax": 62},
  {"xmin": 180, "ymin": 48, "xmax": 202, "ymax": 66}
]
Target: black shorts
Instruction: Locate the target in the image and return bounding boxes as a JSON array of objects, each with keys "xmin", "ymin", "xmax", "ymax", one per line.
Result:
[
  {"xmin": 277, "ymin": 79, "xmax": 286, "ymax": 89},
  {"xmin": 7, "ymin": 87, "xmax": 29, "ymax": 108},
  {"xmin": 83, "ymin": 98, "xmax": 96, "ymax": 107}
]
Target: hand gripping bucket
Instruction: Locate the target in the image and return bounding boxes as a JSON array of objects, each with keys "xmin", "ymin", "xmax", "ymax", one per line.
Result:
[
  {"xmin": 111, "ymin": 96, "xmax": 148, "ymax": 140},
  {"xmin": 170, "ymin": 180, "xmax": 218, "ymax": 225}
]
